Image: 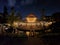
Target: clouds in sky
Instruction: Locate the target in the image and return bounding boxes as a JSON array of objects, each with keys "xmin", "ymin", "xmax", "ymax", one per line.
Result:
[
  {"xmin": 7, "ymin": 0, "xmax": 34, "ymax": 6},
  {"xmin": 20, "ymin": 0, "xmax": 33, "ymax": 5},
  {"xmin": 8, "ymin": 0, "xmax": 16, "ymax": 6}
]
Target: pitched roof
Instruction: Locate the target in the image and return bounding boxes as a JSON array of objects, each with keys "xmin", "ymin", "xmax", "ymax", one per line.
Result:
[{"xmin": 26, "ymin": 13, "xmax": 37, "ymax": 18}]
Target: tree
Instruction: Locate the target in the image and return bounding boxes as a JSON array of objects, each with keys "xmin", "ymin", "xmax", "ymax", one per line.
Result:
[
  {"xmin": 51, "ymin": 12, "xmax": 60, "ymax": 33},
  {"xmin": 0, "ymin": 13, "xmax": 3, "ymax": 23},
  {"xmin": 3, "ymin": 6, "xmax": 8, "ymax": 23},
  {"xmin": 7, "ymin": 7, "xmax": 20, "ymax": 26},
  {"xmin": 52, "ymin": 12, "xmax": 60, "ymax": 22},
  {"xmin": 7, "ymin": 7, "xmax": 16, "ymax": 26}
]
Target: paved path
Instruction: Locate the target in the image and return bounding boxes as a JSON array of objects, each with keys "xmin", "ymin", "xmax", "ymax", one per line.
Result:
[
  {"xmin": 22, "ymin": 37, "xmax": 47, "ymax": 45},
  {"xmin": 1, "ymin": 35, "xmax": 60, "ymax": 45},
  {"xmin": 0, "ymin": 36, "xmax": 47, "ymax": 45}
]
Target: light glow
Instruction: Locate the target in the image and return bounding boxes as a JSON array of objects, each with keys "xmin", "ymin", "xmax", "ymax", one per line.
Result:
[
  {"xmin": 13, "ymin": 22, "xmax": 18, "ymax": 27},
  {"xmin": 26, "ymin": 14, "xmax": 37, "ymax": 22},
  {"xmin": 26, "ymin": 17, "xmax": 37, "ymax": 22},
  {"xmin": 26, "ymin": 31, "xmax": 30, "ymax": 36}
]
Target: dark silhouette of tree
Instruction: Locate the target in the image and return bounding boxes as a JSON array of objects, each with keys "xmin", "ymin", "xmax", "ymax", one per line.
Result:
[
  {"xmin": 0, "ymin": 13, "xmax": 3, "ymax": 23},
  {"xmin": 51, "ymin": 12, "xmax": 60, "ymax": 33},
  {"xmin": 7, "ymin": 7, "xmax": 20, "ymax": 26},
  {"xmin": 52, "ymin": 12, "xmax": 60, "ymax": 22},
  {"xmin": 7, "ymin": 7, "xmax": 15, "ymax": 26},
  {"xmin": 3, "ymin": 6, "xmax": 8, "ymax": 23}
]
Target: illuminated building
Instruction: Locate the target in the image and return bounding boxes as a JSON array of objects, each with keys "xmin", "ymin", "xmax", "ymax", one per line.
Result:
[
  {"xmin": 13, "ymin": 13, "xmax": 53, "ymax": 36},
  {"xmin": 0, "ymin": 7, "xmax": 55, "ymax": 36}
]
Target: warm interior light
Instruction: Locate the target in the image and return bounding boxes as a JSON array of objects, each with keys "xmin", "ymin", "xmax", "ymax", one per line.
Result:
[
  {"xmin": 26, "ymin": 14, "xmax": 37, "ymax": 22},
  {"xmin": 26, "ymin": 31, "xmax": 30, "ymax": 36},
  {"xmin": 13, "ymin": 22, "xmax": 18, "ymax": 27},
  {"xmin": 26, "ymin": 17, "xmax": 37, "ymax": 22}
]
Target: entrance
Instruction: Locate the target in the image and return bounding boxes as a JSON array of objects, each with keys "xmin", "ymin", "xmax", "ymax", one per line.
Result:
[{"xmin": 26, "ymin": 30, "xmax": 36, "ymax": 37}]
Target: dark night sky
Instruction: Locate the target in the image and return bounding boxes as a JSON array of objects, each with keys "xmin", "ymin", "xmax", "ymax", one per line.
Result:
[{"xmin": 0, "ymin": 0, "xmax": 60, "ymax": 18}]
